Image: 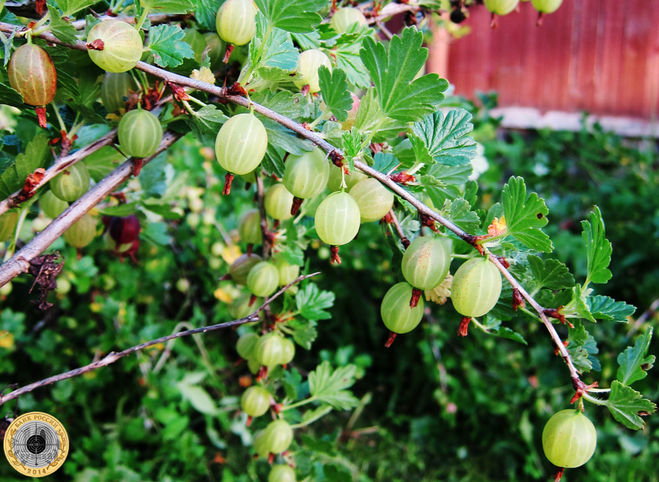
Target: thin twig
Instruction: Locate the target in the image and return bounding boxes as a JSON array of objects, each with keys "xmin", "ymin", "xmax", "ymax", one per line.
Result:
[
  {"xmin": 0, "ymin": 132, "xmax": 181, "ymax": 287},
  {"xmin": 0, "ymin": 129, "xmax": 117, "ymax": 217},
  {"xmin": 387, "ymin": 209, "xmax": 409, "ymax": 247},
  {"xmin": 0, "ymin": 272, "xmax": 320, "ymax": 406}
]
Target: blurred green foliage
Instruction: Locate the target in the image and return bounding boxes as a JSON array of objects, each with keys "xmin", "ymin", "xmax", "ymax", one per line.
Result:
[{"xmin": 1, "ymin": 96, "xmax": 657, "ymax": 481}]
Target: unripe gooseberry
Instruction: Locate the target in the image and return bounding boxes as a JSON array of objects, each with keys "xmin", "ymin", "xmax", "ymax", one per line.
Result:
[
  {"xmin": 268, "ymin": 464, "xmax": 296, "ymax": 482},
  {"xmin": 230, "ymin": 293, "xmax": 260, "ymax": 320},
  {"xmin": 484, "ymin": 0, "xmax": 519, "ymax": 15},
  {"xmin": 240, "ymin": 385, "xmax": 271, "ymax": 417},
  {"xmin": 236, "ymin": 332, "xmax": 260, "ymax": 359},
  {"xmin": 87, "ymin": 19, "xmax": 143, "ymax": 73},
  {"xmin": 253, "ymin": 430, "xmax": 270, "ymax": 458},
  {"xmin": 542, "ymin": 409, "xmax": 597, "ymax": 468},
  {"xmin": 63, "ymin": 213, "xmax": 97, "ymax": 248},
  {"xmin": 8, "ymin": 44, "xmax": 57, "ymax": 107},
  {"xmin": 380, "ymin": 282, "xmax": 425, "ymax": 334},
  {"xmin": 294, "ymin": 49, "xmax": 331, "ymax": 94},
  {"xmin": 282, "ymin": 149, "xmax": 330, "ymax": 199},
  {"xmin": 50, "ymin": 162, "xmax": 90, "ymax": 202},
  {"xmin": 314, "ymin": 192, "xmax": 361, "ymax": 246},
  {"xmin": 401, "ymin": 236, "xmax": 452, "ymax": 290},
  {"xmin": 101, "ymin": 72, "xmax": 133, "ymax": 113},
  {"xmin": 239, "ymin": 209, "xmax": 262, "ymax": 245},
  {"xmin": 246, "ymin": 261, "xmax": 279, "ymax": 297},
  {"xmin": 255, "ymin": 333, "xmax": 286, "ymax": 368},
  {"xmin": 216, "ymin": 0, "xmax": 257, "ymax": 46},
  {"xmin": 229, "ymin": 254, "xmax": 262, "ymax": 285},
  {"xmin": 348, "ymin": 178, "xmax": 394, "ymax": 223},
  {"xmin": 273, "ymin": 256, "xmax": 300, "ymax": 287},
  {"xmin": 327, "ymin": 163, "xmax": 367, "ymax": 192},
  {"xmin": 40, "ymin": 190, "xmax": 68, "ymax": 219},
  {"xmin": 118, "ymin": 109, "xmax": 163, "ymax": 158},
  {"xmin": 265, "ymin": 184, "xmax": 294, "ymax": 221},
  {"xmin": 450, "ymin": 257, "xmax": 502, "ymax": 318},
  {"xmin": 262, "ymin": 419, "xmax": 294, "ymax": 454},
  {"xmin": 215, "ymin": 113, "xmax": 268, "ymax": 176},
  {"xmin": 279, "ymin": 337, "xmax": 295, "ymax": 365},
  {"xmin": 330, "ymin": 7, "xmax": 368, "ymax": 34},
  {"xmin": 0, "ymin": 210, "xmax": 19, "ymax": 242},
  {"xmin": 203, "ymin": 33, "xmax": 226, "ymax": 68},
  {"xmin": 532, "ymin": 0, "xmax": 562, "ymax": 13}
]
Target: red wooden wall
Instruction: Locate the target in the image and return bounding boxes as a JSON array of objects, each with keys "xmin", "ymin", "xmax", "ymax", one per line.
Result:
[{"xmin": 434, "ymin": 0, "xmax": 659, "ymax": 119}]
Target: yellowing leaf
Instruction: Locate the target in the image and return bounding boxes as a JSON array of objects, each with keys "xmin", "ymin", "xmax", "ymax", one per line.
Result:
[{"xmin": 221, "ymin": 245, "xmax": 242, "ymax": 264}]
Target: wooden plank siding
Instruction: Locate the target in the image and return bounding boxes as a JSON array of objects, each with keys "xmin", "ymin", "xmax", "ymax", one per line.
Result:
[{"xmin": 430, "ymin": 0, "xmax": 659, "ymax": 121}]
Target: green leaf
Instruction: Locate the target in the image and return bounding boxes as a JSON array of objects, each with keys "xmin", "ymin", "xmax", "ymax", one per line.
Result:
[
  {"xmin": 254, "ymin": 0, "xmax": 325, "ymax": 33},
  {"xmin": 295, "ymin": 283, "xmax": 334, "ymax": 321},
  {"xmin": 97, "ymin": 203, "xmax": 138, "ymax": 217},
  {"xmin": 141, "ymin": 221, "xmax": 171, "ymax": 245},
  {"xmin": 478, "ymin": 318, "xmax": 527, "ymax": 345},
  {"xmin": 190, "ymin": 105, "xmax": 228, "ymax": 140},
  {"xmin": 0, "ymin": 81, "xmax": 23, "ymax": 108},
  {"xmin": 54, "ymin": 0, "xmax": 96, "ymax": 16},
  {"xmin": 501, "ymin": 176, "xmax": 552, "ymax": 252},
  {"xmin": 318, "ymin": 67, "xmax": 352, "ymax": 122},
  {"xmin": 140, "ymin": 0, "xmax": 195, "ymax": 14},
  {"xmin": 195, "ymin": 0, "xmax": 222, "ymax": 30},
  {"xmin": 281, "ymin": 368, "xmax": 304, "ymax": 400},
  {"xmin": 617, "ymin": 328, "xmax": 654, "ymax": 386},
  {"xmin": 334, "ymin": 41, "xmax": 370, "ymax": 89},
  {"xmin": 440, "ymin": 198, "xmax": 480, "ymax": 233},
  {"xmin": 604, "ymin": 380, "xmax": 656, "ymax": 430},
  {"xmin": 48, "ymin": 7, "xmax": 78, "ymax": 44},
  {"xmin": 567, "ymin": 322, "xmax": 600, "ymax": 373},
  {"xmin": 249, "ymin": 17, "xmax": 298, "ymax": 71},
  {"xmin": 177, "ymin": 381, "xmax": 218, "ymax": 415},
  {"xmin": 286, "ymin": 318, "xmax": 318, "ymax": 350},
  {"xmin": 341, "ymin": 129, "xmax": 368, "ymax": 170},
  {"xmin": 409, "ymin": 109, "xmax": 477, "ymax": 167},
  {"xmin": 308, "ymin": 361, "xmax": 359, "ymax": 410},
  {"xmin": 587, "ymin": 295, "xmax": 636, "ymax": 322},
  {"xmin": 147, "ymin": 24, "xmax": 195, "ymax": 68},
  {"xmin": 372, "ymin": 152, "xmax": 398, "ymax": 174},
  {"xmin": 0, "ymin": 132, "xmax": 50, "ymax": 198},
  {"xmin": 581, "ymin": 206, "xmax": 612, "ymax": 285},
  {"xmin": 527, "ymin": 255, "xmax": 575, "ymax": 291},
  {"xmin": 359, "ymin": 27, "xmax": 448, "ymax": 122}
]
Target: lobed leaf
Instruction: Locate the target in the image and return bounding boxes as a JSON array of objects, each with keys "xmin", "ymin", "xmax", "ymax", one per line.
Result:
[
  {"xmin": 617, "ymin": 328, "xmax": 654, "ymax": 386},
  {"xmin": 502, "ymin": 176, "xmax": 552, "ymax": 252},
  {"xmin": 147, "ymin": 24, "xmax": 195, "ymax": 68},
  {"xmin": 604, "ymin": 380, "xmax": 656, "ymax": 430},
  {"xmin": 409, "ymin": 109, "xmax": 477, "ymax": 167},
  {"xmin": 359, "ymin": 27, "xmax": 448, "ymax": 122},
  {"xmin": 254, "ymin": 0, "xmax": 326, "ymax": 33},
  {"xmin": 295, "ymin": 283, "xmax": 335, "ymax": 321},
  {"xmin": 581, "ymin": 206, "xmax": 612, "ymax": 285},
  {"xmin": 319, "ymin": 67, "xmax": 352, "ymax": 122},
  {"xmin": 308, "ymin": 361, "xmax": 359, "ymax": 410}
]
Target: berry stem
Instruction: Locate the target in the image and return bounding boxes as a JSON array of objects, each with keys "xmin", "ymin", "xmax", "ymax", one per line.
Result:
[
  {"xmin": 330, "ymin": 245, "xmax": 341, "ymax": 265},
  {"xmin": 384, "ymin": 332, "xmax": 397, "ymax": 348},
  {"xmin": 223, "ymin": 173, "xmax": 234, "ymax": 195}
]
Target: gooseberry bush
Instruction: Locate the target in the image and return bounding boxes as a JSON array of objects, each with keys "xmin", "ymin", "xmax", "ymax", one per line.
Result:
[{"xmin": 0, "ymin": 0, "xmax": 655, "ymax": 480}]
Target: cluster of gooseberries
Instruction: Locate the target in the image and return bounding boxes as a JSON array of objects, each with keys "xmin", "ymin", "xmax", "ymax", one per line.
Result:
[{"xmin": 1, "ymin": 2, "xmax": 603, "ymax": 478}]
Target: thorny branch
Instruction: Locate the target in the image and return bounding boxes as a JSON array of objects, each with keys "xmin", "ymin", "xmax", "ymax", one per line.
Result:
[
  {"xmin": 0, "ymin": 17, "xmax": 584, "ymax": 390},
  {"xmin": 0, "ymin": 272, "xmax": 320, "ymax": 406}
]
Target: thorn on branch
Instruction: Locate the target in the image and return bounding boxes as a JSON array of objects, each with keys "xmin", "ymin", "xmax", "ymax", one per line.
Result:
[
  {"xmin": 167, "ymin": 82, "xmax": 189, "ymax": 102},
  {"xmin": 512, "ymin": 288, "xmax": 525, "ymax": 311},
  {"xmin": 390, "ymin": 171, "xmax": 416, "ymax": 185},
  {"xmin": 553, "ymin": 340, "xmax": 569, "ymax": 356},
  {"xmin": 497, "ymin": 256, "xmax": 510, "ymax": 268},
  {"xmin": 570, "ymin": 380, "xmax": 598, "ymax": 405},
  {"xmin": 227, "ymin": 82, "xmax": 247, "ymax": 97},
  {"xmin": 222, "ymin": 44, "xmax": 234, "ymax": 63},
  {"xmin": 11, "ymin": 168, "xmax": 46, "ymax": 207},
  {"xmin": 544, "ymin": 308, "xmax": 573, "ymax": 328},
  {"xmin": 419, "ymin": 213, "xmax": 438, "ymax": 232}
]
